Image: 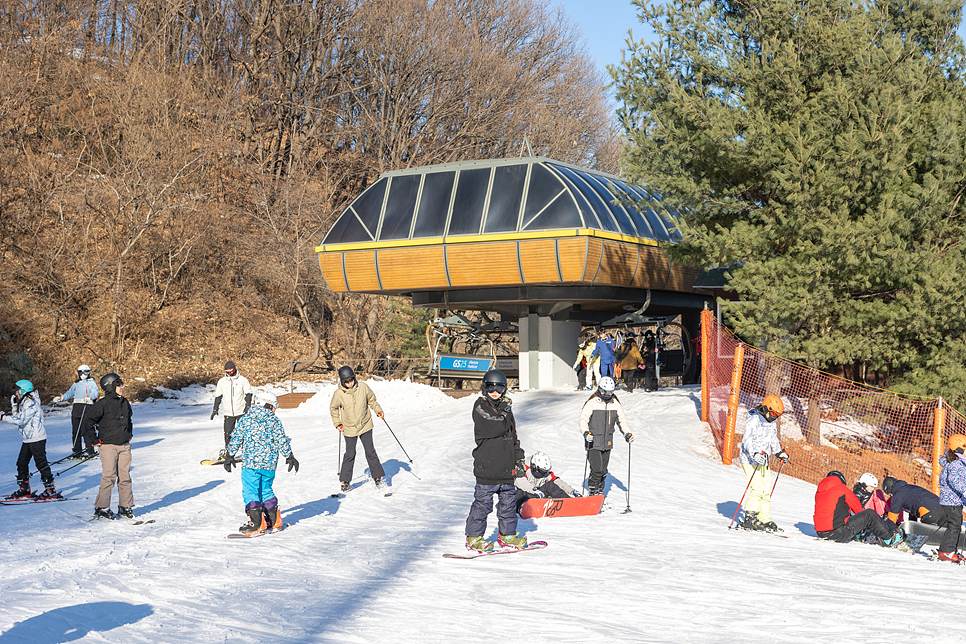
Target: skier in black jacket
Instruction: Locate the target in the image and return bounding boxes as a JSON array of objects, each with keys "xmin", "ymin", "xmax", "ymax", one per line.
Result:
[
  {"xmin": 464, "ymin": 370, "xmax": 528, "ymax": 553},
  {"xmin": 81, "ymin": 373, "xmax": 135, "ymax": 520}
]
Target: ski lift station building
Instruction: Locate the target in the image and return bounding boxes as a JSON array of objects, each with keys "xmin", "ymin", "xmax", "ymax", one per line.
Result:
[{"xmin": 316, "ymin": 157, "xmax": 713, "ymax": 389}]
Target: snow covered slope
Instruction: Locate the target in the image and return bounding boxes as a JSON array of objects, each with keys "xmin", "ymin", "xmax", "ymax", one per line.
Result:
[{"xmin": 0, "ymin": 382, "xmax": 962, "ymax": 644}]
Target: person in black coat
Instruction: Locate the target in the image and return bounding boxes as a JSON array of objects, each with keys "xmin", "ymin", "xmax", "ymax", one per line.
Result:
[
  {"xmin": 81, "ymin": 373, "xmax": 135, "ymax": 520},
  {"xmin": 463, "ymin": 370, "xmax": 527, "ymax": 553}
]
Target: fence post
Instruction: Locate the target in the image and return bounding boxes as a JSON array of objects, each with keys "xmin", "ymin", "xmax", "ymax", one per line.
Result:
[
  {"xmin": 932, "ymin": 398, "xmax": 946, "ymax": 496},
  {"xmin": 701, "ymin": 307, "xmax": 710, "ymax": 423},
  {"xmin": 722, "ymin": 342, "xmax": 745, "ymax": 466}
]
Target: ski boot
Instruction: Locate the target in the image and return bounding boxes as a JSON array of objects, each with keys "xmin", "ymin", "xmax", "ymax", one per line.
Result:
[
  {"xmin": 374, "ymin": 477, "xmax": 388, "ymax": 490},
  {"xmin": 117, "ymin": 506, "xmax": 135, "ymax": 519},
  {"xmin": 8, "ymin": 479, "xmax": 31, "ymax": 500},
  {"xmin": 93, "ymin": 507, "xmax": 116, "ymax": 520},
  {"xmin": 740, "ymin": 511, "xmax": 766, "ymax": 531},
  {"xmin": 498, "ymin": 533, "xmax": 528, "ymax": 550},
  {"xmin": 239, "ymin": 506, "xmax": 267, "ymax": 534},
  {"xmin": 937, "ymin": 551, "xmax": 963, "ymax": 564},
  {"xmin": 340, "ymin": 481, "xmax": 350, "ymax": 492},
  {"xmin": 465, "ymin": 536, "xmax": 494, "ymax": 553},
  {"xmin": 880, "ymin": 529, "xmax": 904, "ymax": 548},
  {"xmin": 38, "ymin": 481, "xmax": 60, "ymax": 500},
  {"xmin": 263, "ymin": 500, "xmax": 283, "ymax": 529},
  {"xmin": 761, "ymin": 520, "xmax": 782, "ymax": 533}
]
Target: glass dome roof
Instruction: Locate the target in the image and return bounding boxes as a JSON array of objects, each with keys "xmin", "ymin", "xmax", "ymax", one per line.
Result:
[{"xmin": 320, "ymin": 158, "xmax": 681, "ymax": 247}]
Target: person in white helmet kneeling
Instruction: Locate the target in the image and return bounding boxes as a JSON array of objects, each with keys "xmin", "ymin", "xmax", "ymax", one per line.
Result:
[{"xmin": 514, "ymin": 451, "xmax": 581, "ymax": 513}]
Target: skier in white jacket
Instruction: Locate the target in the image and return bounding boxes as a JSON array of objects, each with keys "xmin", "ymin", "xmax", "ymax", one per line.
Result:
[
  {"xmin": 2, "ymin": 380, "xmax": 57, "ymax": 499},
  {"xmin": 738, "ymin": 395, "xmax": 789, "ymax": 532},
  {"xmin": 211, "ymin": 361, "xmax": 253, "ymax": 452}
]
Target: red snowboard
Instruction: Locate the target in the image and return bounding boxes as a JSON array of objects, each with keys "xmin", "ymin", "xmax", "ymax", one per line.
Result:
[{"xmin": 520, "ymin": 495, "xmax": 604, "ymax": 519}]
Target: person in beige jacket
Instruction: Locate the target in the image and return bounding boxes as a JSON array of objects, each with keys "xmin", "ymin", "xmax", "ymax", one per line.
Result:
[{"xmin": 330, "ymin": 366, "xmax": 386, "ymax": 492}]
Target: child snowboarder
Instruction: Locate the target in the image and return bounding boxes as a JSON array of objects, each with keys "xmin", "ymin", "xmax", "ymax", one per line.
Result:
[
  {"xmin": 514, "ymin": 451, "xmax": 580, "ymax": 512},
  {"xmin": 52, "ymin": 364, "xmax": 100, "ymax": 459},
  {"xmin": 737, "ymin": 395, "xmax": 789, "ymax": 532},
  {"xmin": 224, "ymin": 391, "xmax": 299, "ymax": 534},
  {"xmin": 81, "ymin": 373, "xmax": 135, "ymax": 519},
  {"xmin": 578, "ymin": 376, "xmax": 633, "ymax": 497},
  {"xmin": 936, "ymin": 434, "xmax": 966, "ymax": 563},
  {"xmin": 2, "ymin": 380, "xmax": 57, "ymax": 499},
  {"xmin": 330, "ymin": 366, "xmax": 388, "ymax": 492},
  {"xmin": 464, "ymin": 369, "xmax": 528, "ymax": 553}
]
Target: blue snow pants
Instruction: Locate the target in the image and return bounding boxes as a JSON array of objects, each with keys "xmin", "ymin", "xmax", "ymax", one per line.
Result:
[
  {"xmin": 241, "ymin": 468, "xmax": 276, "ymax": 506},
  {"xmin": 465, "ymin": 483, "xmax": 518, "ymax": 538}
]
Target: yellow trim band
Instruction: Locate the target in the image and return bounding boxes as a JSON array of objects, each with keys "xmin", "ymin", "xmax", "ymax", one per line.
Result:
[{"xmin": 316, "ymin": 228, "xmax": 662, "ymax": 253}]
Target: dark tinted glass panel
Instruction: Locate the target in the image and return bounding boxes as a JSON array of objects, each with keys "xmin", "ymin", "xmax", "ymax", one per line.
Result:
[
  {"xmin": 553, "ymin": 165, "xmax": 619, "ymax": 232},
  {"xmin": 523, "ymin": 192, "xmax": 582, "ymax": 230},
  {"xmin": 581, "ymin": 172, "xmax": 640, "ymax": 237},
  {"xmin": 483, "ymin": 165, "xmax": 527, "ymax": 233},
  {"xmin": 546, "ymin": 167, "xmax": 598, "ymax": 228},
  {"xmin": 413, "ymin": 171, "xmax": 455, "ymax": 238},
  {"xmin": 351, "ymin": 179, "xmax": 387, "ymax": 236},
  {"xmin": 609, "ymin": 183, "xmax": 657, "ymax": 239},
  {"xmin": 448, "ymin": 168, "xmax": 490, "ymax": 235},
  {"xmin": 322, "ymin": 210, "xmax": 371, "ymax": 244},
  {"xmin": 523, "ymin": 164, "xmax": 568, "ymax": 225},
  {"xmin": 627, "ymin": 185, "xmax": 673, "ymax": 242},
  {"xmin": 379, "ymin": 175, "xmax": 421, "ymax": 240}
]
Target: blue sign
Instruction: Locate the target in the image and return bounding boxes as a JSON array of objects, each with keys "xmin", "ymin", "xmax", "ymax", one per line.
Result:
[{"xmin": 439, "ymin": 356, "xmax": 493, "ymax": 372}]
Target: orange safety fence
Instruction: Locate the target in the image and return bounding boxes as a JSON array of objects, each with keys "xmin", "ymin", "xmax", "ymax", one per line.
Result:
[{"xmin": 700, "ymin": 309, "xmax": 965, "ymax": 495}]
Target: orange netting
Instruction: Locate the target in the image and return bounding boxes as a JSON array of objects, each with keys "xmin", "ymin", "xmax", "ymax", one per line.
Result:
[{"xmin": 700, "ymin": 309, "xmax": 964, "ymax": 494}]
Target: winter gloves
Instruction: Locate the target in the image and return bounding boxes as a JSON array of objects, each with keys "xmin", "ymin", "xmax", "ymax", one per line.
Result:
[
  {"xmin": 624, "ymin": 432, "xmax": 634, "ymax": 443},
  {"xmin": 514, "ymin": 459, "xmax": 527, "ymax": 477},
  {"xmin": 584, "ymin": 431, "xmax": 594, "ymax": 449},
  {"xmin": 777, "ymin": 449, "xmax": 790, "ymax": 463},
  {"xmin": 754, "ymin": 451, "xmax": 768, "ymax": 466},
  {"xmin": 223, "ymin": 454, "xmax": 237, "ymax": 473},
  {"xmin": 286, "ymin": 454, "xmax": 299, "ymax": 473},
  {"xmin": 211, "ymin": 395, "xmax": 222, "ymax": 420}
]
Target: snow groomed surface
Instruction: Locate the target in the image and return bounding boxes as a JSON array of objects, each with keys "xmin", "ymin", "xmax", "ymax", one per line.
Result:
[{"xmin": 1, "ymin": 381, "xmax": 964, "ymax": 643}]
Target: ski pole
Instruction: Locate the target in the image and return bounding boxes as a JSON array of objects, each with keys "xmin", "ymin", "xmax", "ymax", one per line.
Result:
[
  {"xmin": 729, "ymin": 463, "xmax": 760, "ymax": 529},
  {"xmin": 337, "ymin": 431, "xmax": 342, "ymax": 477},
  {"xmin": 770, "ymin": 458, "xmax": 786, "ymax": 496},
  {"xmin": 72, "ymin": 400, "xmax": 90, "ymax": 455},
  {"xmin": 582, "ymin": 442, "xmax": 590, "ymax": 496},
  {"xmin": 622, "ymin": 440, "xmax": 632, "ymax": 514},
  {"xmin": 30, "ymin": 453, "xmax": 74, "ymax": 477},
  {"xmin": 381, "ymin": 416, "xmax": 413, "ymax": 463},
  {"xmin": 53, "ymin": 454, "xmax": 97, "ymax": 478}
]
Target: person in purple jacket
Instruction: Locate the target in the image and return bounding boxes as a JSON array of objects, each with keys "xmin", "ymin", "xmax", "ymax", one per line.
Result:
[
  {"xmin": 936, "ymin": 434, "xmax": 966, "ymax": 563},
  {"xmin": 590, "ymin": 330, "xmax": 617, "ymax": 378}
]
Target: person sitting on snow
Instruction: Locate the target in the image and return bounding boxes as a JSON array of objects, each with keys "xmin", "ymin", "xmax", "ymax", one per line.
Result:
[
  {"xmin": 814, "ymin": 471, "xmax": 903, "ymax": 547},
  {"xmin": 514, "ymin": 451, "xmax": 580, "ymax": 512},
  {"xmin": 852, "ymin": 473, "xmax": 890, "ymax": 517}
]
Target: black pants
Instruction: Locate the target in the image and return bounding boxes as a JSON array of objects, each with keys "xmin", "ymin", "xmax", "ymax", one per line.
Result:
[
  {"xmin": 340, "ymin": 431, "xmax": 385, "ymax": 483},
  {"xmin": 818, "ymin": 509, "xmax": 894, "ymax": 542},
  {"xmin": 624, "ymin": 368, "xmax": 642, "ymax": 392},
  {"xmin": 17, "ymin": 440, "xmax": 52, "ymax": 484},
  {"xmin": 223, "ymin": 415, "xmax": 241, "ymax": 446},
  {"xmin": 71, "ymin": 403, "xmax": 93, "ymax": 452},
  {"xmin": 643, "ymin": 361, "xmax": 658, "ymax": 391},
  {"xmin": 922, "ymin": 506, "xmax": 964, "ymax": 554},
  {"xmin": 576, "ymin": 367, "xmax": 587, "ymax": 390},
  {"xmin": 587, "ymin": 448, "xmax": 611, "ymax": 493}
]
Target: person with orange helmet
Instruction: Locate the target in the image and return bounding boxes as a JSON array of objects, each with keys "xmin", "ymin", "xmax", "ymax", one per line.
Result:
[
  {"xmin": 935, "ymin": 434, "xmax": 966, "ymax": 563},
  {"xmin": 737, "ymin": 394, "xmax": 789, "ymax": 532}
]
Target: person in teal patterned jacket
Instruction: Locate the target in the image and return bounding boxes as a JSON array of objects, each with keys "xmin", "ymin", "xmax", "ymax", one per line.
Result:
[{"xmin": 224, "ymin": 392, "xmax": 299, "ymax": 534}]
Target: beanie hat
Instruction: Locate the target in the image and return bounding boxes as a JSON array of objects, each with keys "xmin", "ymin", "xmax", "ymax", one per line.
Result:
[{"xmin": 224, "ymin": 361, "xmax": 236, "ymax": 371}]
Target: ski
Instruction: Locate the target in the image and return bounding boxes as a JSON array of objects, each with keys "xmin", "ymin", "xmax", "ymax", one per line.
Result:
[
  {"xmin": 443, "ymin": 541, "xmax": 548, "ymax": 559},
  {"xmin": 227, "ymin": 524, "xmax": 289, "ymax": 539},
  {"xmin": 729, "ymin": 525, "xmax": 789, "ymax": 538},
  {"xmin": 1, "ymin": 495, "xmax": 83, "ymax": 506}
]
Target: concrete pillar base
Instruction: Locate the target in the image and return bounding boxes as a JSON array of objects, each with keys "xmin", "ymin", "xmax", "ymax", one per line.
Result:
[{"xmin": 518, "ymin": 315, "xmax": 580, "ymax": 390}]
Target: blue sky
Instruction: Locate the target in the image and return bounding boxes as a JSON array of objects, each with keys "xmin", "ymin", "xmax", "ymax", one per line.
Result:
[{"xmin": 556, "ymin": 0, "xmax": 966, "ymax": 80}]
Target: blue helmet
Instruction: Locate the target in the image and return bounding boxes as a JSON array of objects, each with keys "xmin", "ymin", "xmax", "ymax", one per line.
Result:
[{"xmin": 15, "ymin": 380, "xmax": 34, "ymax": 397}]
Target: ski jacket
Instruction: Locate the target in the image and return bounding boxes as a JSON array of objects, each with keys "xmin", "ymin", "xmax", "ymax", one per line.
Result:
[
  {"xmin": 471, "ymin": 395, "xmax": 524, "ymax": 485},
  {"xmin": 619, "ymin": 343, "xmax": 644, "ymax": 371},
  {"xmin": 579, "ymin": 394, "xmax": 629, "ymax": 451},
  {"xmin": 814, "ymin": 475, "xmax": 865, "ymax": 532},
  {"xmin": 514, "ymin": 454, "xmax": 575, "ymax": 497},
  {"xmin": 81, "ymin": 391, "xmax": 133, "ymax": 446},
  {"xmin": 939, "ymin": 455, "xmax": 966, "ymax": 506},
  {"xmin": 886, "ymin": 479, "xmax": 939, "ymax": 523},
  {"xmin": 227, "ymin": 405, "xmax": 293, "ymax": 471},
  {"xmin": 213, "ymin": 373, "xmax": 252, "ymax": 417},
  {"xmin": 590, "ymin": 336, "xmax": 616, "ymax": 365},
  {"xmin": 3, "ymin": 391, "xmax": 46, "ymax": 443},
  {"xmin": 573, "ymin": 342, "xmax": 598, "ymax": 370},
  {"xmin": 329, "ymin": 381, "xmax": 383, "ymax": 438},
  {"xmin": 61, "ymin": 379, "xmax": 99, "ymax": 405},
  {"xmin": 865, "ymin": 489, "xmax": 890, "ymax": 516},
  {"xmin": 738, "ymin": 410, "xmax": 782, "ymax": 466}
]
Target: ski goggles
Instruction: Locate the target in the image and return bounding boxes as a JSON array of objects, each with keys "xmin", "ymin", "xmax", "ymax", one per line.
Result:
[
  {"xmin": 483, "ymin": 383, "xmax": 506, "ymax": 394},
  {"xmin": 225, "ymin": 368, "xmax": 237, "ymax": 376}
]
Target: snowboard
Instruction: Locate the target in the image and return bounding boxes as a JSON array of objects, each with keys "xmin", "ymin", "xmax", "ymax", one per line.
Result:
[
  {"xmin": 520, "ymin": 495, "xmax": 604, "ymax": 519},
  {"xmin": 443, "ymin": 540, "xmax": 548, "ymax": 559},
  {"xmin": 201, "ymin": 458, "xmax": 226, "ymax": 466},
  {"xmin": 900, "ymin": 519, "xmax": 964, "ymax": 552},
  {"xmin": 227, "ymin": 524, "xmax": 289, "ymax": 539}
]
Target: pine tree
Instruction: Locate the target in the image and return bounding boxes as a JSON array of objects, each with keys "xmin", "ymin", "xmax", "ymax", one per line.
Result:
[
  {"xmin": 385, "ymin": 298, "xmax": 435, "ymax": 377},
  {"xmin": 613, "ymin": 0, "xmax": 966, "ymax": 408}
]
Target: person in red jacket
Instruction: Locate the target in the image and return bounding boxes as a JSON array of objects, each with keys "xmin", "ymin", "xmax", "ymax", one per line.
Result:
[{"xmin": 814, "ymin": 471, "xmax": 903, "ymax": 547}]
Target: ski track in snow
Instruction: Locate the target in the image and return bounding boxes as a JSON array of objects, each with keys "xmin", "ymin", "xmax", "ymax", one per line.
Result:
[{"xmin": 0, "ymin": 382, "xmax": 963, "ymax": 643}]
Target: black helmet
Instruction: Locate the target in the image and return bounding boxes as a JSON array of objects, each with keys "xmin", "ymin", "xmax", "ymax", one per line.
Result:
[
  {"xmin": 882, "ymin": 476, "xmax": 896, "ymax": 495},
  {"xmin": 482, "ymin": 369, "xmax": 507, "ymax": 396},
  {"xmin": 100, "ymin": 372, "xmax": 123, "ymax": 393},
  {"xmin": 338, "ymin": 366, "xmax": 355, "ymax": 384},
  {"xmin": 826, "ymin": 470, "xmax": 846, "ymax": 486}
]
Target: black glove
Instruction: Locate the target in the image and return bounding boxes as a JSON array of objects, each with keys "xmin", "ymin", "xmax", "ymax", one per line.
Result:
[
  {"xmin": 624, "ymin": 432, "xmax": 634, "ymax": 444},
  {"xmin": 514, "ymin": 459, "xmax": 526, "ymax": 477},
  {"xmin": 584, "ymin": 431, "xmax": 594, "ymax": 448},
  {"xmin": 223, "ymin": 454, "xmax": 237, "ymax": 473},
  {"xmin": 777, "ymin": 449, "xmax": 789, "ymax": 463},
  {"xmin": 286, "ymin": 454, "xmax": 299, "ymax": 473}
]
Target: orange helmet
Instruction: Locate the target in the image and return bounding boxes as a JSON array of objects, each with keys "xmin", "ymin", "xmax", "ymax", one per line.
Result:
[
  {"xmin": 762, "ymin": 395, "xmax": 784, "ymax": 418},
  {"xmin": 948, "ymin": 434, "xmax": 966, "ymax": 453}
]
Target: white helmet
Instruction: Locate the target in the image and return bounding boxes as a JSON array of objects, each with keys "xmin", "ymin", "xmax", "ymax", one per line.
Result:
[
  {"xmin": 858, "ymin": 473, "xmax": 878, "ymax": 488},
  {"xmin": 598, "ymin": 376, "xmax": 616, "ymax": 399},
  {"xmin": 530, "ymin": 452, "xmax": 552, "ymax": 475},
  {"xmin": 77, "ymin": 364, "xmax": 91, "ymax": 379},
  {"xmin": 255, "ymin": 392, "xmax": 278, "ymax": 410}
]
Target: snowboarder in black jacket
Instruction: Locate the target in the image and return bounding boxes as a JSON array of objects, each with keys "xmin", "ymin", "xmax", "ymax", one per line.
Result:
[
  {"xmin": 464, "ymin": 370, "xmax": 528, "ymax": 553},
  {"xmin": 81, "ymin": 373, "xmax": 135, "ymax": 520}
]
